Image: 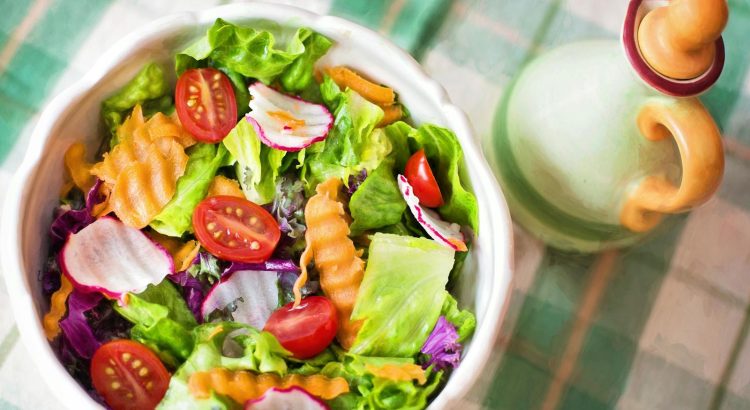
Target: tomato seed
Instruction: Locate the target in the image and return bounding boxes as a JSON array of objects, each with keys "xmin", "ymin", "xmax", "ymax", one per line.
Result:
[
  {"xmin": 235, "ymin": 209, "xmax": 243, "ymax": 217},
  {"xmin": 250, "ymin": 241, "xmax": 260, "ymax": 250},
  {"xmin": 249, "ymin": 217, "xmax": 258, "ymax": 225},
  {"xmin": 187, "ymin": 98, "xmax": 197, "ymax": 107},
  {"xmin": 146, "ymin": 381, "xmax": 154, "ymax": 390},
  {"xmin": 139, "ymin": 367, "xmax": 149, "ymax": 377},
  {"xmin": 197, "ymin": 106, "xmax": 204, "ymax": 113},
  {"xmin": 189, "ymin": 85, "xmax": 199, "ymax": 93},
  {"xmin": 228, "ymin": 240, "xmax": 237, "ymax": 247},
  {"xmin": 122, "ymin": 353, "xmax": 131, "ymax": 362},
  {"xmin": 207, "ymin": 222, "xmax": 216, "ymax": 231},
  {"xmin": 213, "ymin": 73, "xmax": 221, "ymax": 81},
  {"xmin": 111, "ymin": 382, "xmax": 121, "ymax": 390},
  {"xmin": 225, "ymin": 207, "xmax": 232, "ymax": 214},
  {"xmin": 105, "ymin": 367, "xmax": 115, "ymax": 375},
  {"xmin": 213, "ymin": 231, "xmax": 221, "ymax": 239},
  {"xmin": 131, "ymin": 359, "xmax": 141, "ymax": 369}
]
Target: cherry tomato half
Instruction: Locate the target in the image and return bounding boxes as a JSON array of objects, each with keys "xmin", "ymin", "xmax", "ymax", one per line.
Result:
[
  {"xmin": 405, "ymin": 149, "xmax": 444, "ymax": 207},
  {"xmin": 193, "ymin": 195, "xmax": 281, "ymax": 263},
  {"xmin": 263, "ymin": 296, "xmax": 338, "ymax": 359},
  {"xmin": 175, "ymin": 68, "xmax": 238, "ymax": 143},
  {"xmin": 90, "ymin": 340, "xmax": 170, "ymax": 410}
]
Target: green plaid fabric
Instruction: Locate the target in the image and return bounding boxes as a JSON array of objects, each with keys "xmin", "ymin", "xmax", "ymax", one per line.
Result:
[{"xmin": 1, "ymin": 0, "xmax": 750, "ymax": 409}]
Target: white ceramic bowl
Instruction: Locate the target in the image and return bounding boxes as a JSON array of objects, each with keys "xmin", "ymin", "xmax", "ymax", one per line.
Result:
[{"xmin": 0, "ymin": 3, "xmax": 513, "ymax": 409}]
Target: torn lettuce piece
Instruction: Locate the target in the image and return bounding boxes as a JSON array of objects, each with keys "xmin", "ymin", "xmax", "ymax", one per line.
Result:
[
  {"xmin": 300, "ymin": 76, "xmax": 387, "ymax": 193},
  {"xmin": 383, "ymin": 121, "xmax": 479, "ymax": 233},
  {"xmin": 114, "ymin": 281, "xmax": 197, "ymax": 368},
  {"xmin": 349, "ymin": 163, "xmax": 406, "ymax": 236},
  {"xmin": 440, "ymin": 292, "xmax": 476, "ymax": 343},
  {"xmin": 150, "ymin": 143, "xmax": 231, "ymax": 237},
  {"xmin": 175, "ymin": 19, "xmax": 329, "ymax": 87},
  {"xmin": 222, "ymin": 119, "xmax": 286, "ymax": 205},
  {"xmin": 101, "ymin": 62, "xmax": 171, "ymax": 143},
  {"xmin": 350, "ymin": 233, "xmax": 454, "ymax": 357},
  {"xmin": 320, "ymin": 354, "xmax": 443, "ymax": 410},
  {"xmin": 157, "ymin": 322, "xmax": 291, "ymax": 409}
]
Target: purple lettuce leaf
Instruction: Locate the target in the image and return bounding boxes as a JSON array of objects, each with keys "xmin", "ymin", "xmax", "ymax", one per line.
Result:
[
  {"xmin": 347, "ymin": 168, "xmax": 368, "ymax": 196},
  {"xmin": 420, "ymin": 316, "xmax": 462, "ymax": 370}
]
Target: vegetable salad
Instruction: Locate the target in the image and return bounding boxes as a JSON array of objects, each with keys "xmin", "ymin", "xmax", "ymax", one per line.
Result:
[{"xmin": 41, "ymin": 19, "xmax": 479, "ymax": 410}]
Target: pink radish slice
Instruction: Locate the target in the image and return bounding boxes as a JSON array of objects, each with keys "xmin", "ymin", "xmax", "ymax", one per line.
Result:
[
  {"xmin": 245, "ymin": 387, "xmax": 329, "ymax": 410},
  {"xmin": 201, "ymin": 269, "xmax": 279, "ymax": 329},
  {"xmin": 247, "ymin": 82, "xmax": 333, "ymax": 152},
  {"xmin": 60, "ymin": 217, "xmax": 173, "ymax": 301},
  {"xmin": 397, "ymin": 174, "xmax": 468, "ymax": 252}
]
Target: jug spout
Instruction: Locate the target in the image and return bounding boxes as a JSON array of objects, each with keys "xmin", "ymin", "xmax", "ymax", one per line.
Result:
[{"xmin": 638, "ymin": 0, "xmax": 728, "ymax": 80}]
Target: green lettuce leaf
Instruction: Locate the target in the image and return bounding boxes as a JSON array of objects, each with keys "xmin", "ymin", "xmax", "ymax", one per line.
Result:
[
  {"xmin": 280, "ymin": 32, "xmax": 333, "ymax": 92},
  {"xmin": 320, "ymin": 354, "xmax": 443, "ymax": 410},
  {"xmin": 440, "ymin": 292, "xmax": 476, "ymax": 343},
  {"xmin": 349, "ymin": 162, "xmax": 406, "ymax": 236},
  {"xmin": 150, "ymin": 143, "xmax": 231, "ymax": 237},
  {"xmin": 222, "ymin": 119, "xmax": 286, "ymax": 204},
  {"xmin": 301, "ymin": 76, "xmax": 386, "ymax": 192},
  {"xmin": 383, "ymin": 121, "xmax": 479, "ymax": 232},
  {"xmin": 350, "ymin": 233, "xmax": 454, "ymax": 357},
  {"xmin": 220, "ymin": 68, "xmax": 251, "ymax": 118},
  {"xmin": 158, "ymin": 322, "xmax": 291, "ymax": 409},
  {"xmin": 101, "ymin": 62, "xmax": 171, "ymax": 143},
  {"xmin": 114, "ymin": 281, "xmax": 197, "ymax": 367},
  {"xmin": 176, "ymin": 19, "xmax": 328, "ymax": 86}
]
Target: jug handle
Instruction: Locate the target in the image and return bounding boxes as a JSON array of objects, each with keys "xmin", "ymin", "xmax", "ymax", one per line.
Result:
[{"xmin": 620, "ymin": 98, "xmax": 724, "ymax": 232}]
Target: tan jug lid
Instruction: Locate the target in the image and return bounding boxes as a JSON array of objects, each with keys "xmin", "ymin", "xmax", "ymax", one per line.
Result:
[{"xmin": 623, "ymin": 0, "xmax": 726, "ymax": 96}]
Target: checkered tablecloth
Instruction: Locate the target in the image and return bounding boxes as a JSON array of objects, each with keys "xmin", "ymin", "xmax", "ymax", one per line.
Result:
[{"xmin": 2, "ymin": 0, "xmax": 750, "ymax": 409}]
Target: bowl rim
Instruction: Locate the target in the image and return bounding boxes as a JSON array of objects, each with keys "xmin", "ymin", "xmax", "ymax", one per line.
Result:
[{"xmin": 0, "ymin": 3, "xmax": 514, "ymax": 409}]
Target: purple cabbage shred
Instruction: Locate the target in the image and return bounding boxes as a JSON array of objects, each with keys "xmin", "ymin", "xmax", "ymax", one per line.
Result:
[
  {"xmin": 420, "ymin": 316, "xmax": 462, "ymax": 370},
  {"xmin": 59, "ymin": 290, "xmax": 103, "ymax": 359},
  {"xmin": 49, "ymin": 180, "xmax": 105, "ymax": 249},
  {"xmin": 169, "ymin": 270, "xmax": 205, "ymax": 323}
]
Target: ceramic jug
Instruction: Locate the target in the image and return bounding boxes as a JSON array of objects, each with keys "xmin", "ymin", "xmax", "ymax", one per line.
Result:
[{"xmin": 490, "ymin": 0, "xmax": 727, "ymax": 252}]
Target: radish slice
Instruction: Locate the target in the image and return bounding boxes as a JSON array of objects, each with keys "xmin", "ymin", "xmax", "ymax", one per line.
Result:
[
  {"xmin": 397, "ymin": 174, "xmax": 468, "ymax": 252},
  {"xmin": 247, "ymin": 82, "xmax": 333, "ymax": 152},
  {"xmin": 201, "ymin": 269, "xmax": 279, "ymax": 328},
  {"xmin": 60, "ymin": 217, "xmax": 173, "ymax": 301},
  {"xmin": 245, "ymin": 387, "xmax": 329, "ymax": 410}
]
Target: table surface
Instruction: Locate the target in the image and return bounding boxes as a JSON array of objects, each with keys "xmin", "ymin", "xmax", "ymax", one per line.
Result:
[{"xmin": 2, "ymin": 0, "xmax": 750, "ymax": 409}]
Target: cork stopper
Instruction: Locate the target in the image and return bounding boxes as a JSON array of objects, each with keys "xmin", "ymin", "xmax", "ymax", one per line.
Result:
[{"xmin": 638, "ymin": 0, "xmax": 728, "ymax": 80}]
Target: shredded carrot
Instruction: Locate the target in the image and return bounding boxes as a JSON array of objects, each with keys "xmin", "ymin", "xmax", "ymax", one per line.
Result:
[
  {"xmin": 207, "ymin": 175, "xmax": 244, "ymax": 198},
  {"xmin": 378, "ymin": 104, "xmax": 403, "ymax": 127},
  {"xmin": 188, "ymin": 368, "xmax": 349, "ymax": 404},
  {"xmin": 325, "ymin": 67, "xmax": 396, "ymax": 106},
  {"xmin": 365, "ymin": 363, "xmax": 427, "ymax": 385},
  {"xmin": 64, "ymin": 143, "xmax": 95, "ymax": 194},
  {"xmin": 43, "ymin": 276, "xmax": 73, "ymax": 341},
  {"xmin": 292, "ymin": 178, "xmax": 364, "ymax": 349},
  {"xmin": 174, "ymin": 241, "xmax": 201, "ymax": 272},
  {"xmin": 148, "ymin": 232, "xmax": 200, "ymax": 272},
  {"xmin": 91, "ymin": 183, "xmax": 113, "ymax": 218},
  {"xmin": 91, "ymin": 105, "xmax": 192, "ymax": 228}
]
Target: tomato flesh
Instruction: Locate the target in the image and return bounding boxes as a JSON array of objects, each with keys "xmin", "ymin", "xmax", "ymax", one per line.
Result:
[
  {"xmin": 175, "ymin": 68, "xmax": 238, "ymax": 143},
  {"xmin": 193, "ymin": 195, "xmax": 281, "ymax": 263},
  {"xmin": 263, "ymin": 296, "xmax": 338, "ymax": 359},
  {"xmin": 90, "ymin": 340, "xmax": 170, "ymax": 410},
  {"xmin": 405, "ymin": 149, "xmax": 444, "ymax": 207}
]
